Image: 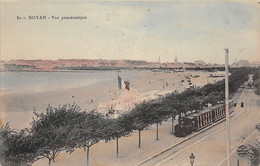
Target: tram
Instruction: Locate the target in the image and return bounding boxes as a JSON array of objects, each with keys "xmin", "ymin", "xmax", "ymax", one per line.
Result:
[{"xmin": 175, "ymin": 100, "xmax": 235, "ymax": 137}]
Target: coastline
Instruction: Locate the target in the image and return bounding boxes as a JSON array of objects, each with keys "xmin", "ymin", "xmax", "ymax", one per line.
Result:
[{"xmin": 0, "ymin": 70, "xmax": 220, "ymax": 130}]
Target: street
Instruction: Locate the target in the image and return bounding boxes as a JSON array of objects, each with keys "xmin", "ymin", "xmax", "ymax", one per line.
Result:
[
  {"xmin": 140, "ymin": 87, "xmax": 260, "ymax": 166},
  {"xmin": 33, "ymin": 83, "xmax": 260, "ymax": 166}
]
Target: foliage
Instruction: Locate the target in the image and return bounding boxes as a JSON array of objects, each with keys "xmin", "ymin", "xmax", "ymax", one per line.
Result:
[
  {"xmin": 68, "ymin": 110, "xmax": 108, "ymax": 166},
  {"xmin": 121, "ymin": 67, "xmax": 252, "ymax": 135},
  {"xmin": 247, "ymin": 140, "xmax": 260, "ymax": 166},
  {"xmin": 102, "ymin": 117, "xmax": 134, "ymax": 157},
  {"xmin": 254, "ymin": 79, "xmax": 260, "ymax": 95},
  {"xmin": 0, "ymin": 67, "xmax": 255, "ymax": 165},
  {"xmin": 252, "ymin": 67, "xmax": 260, "ymax": 82},
  {"xmin": 69, "ymin": 110, "xmax": 107, "ymax": 149},
  {"xmin": 104, "ymin": 116, "xmax": 132, "ymax": 141},
  {"xmin": 29, "ymin": 104, "xmax": 83, "ymax": 165},
  {"xmin": 0, "ymin": 123, "xmax": 38, "ymax": 166},
  {"xmin": 129, "ymin": 101, "xmax": 152, "ymax": 131}
]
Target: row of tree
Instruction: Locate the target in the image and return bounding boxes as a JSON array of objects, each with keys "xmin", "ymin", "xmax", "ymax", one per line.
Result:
[
  {"xmin": 0, "ymin": 67, "xmax": 257, "ymax": 166},
  {"xmin": 0, "ymin": 105, "xmax": 116, "ymax": 166},
  {"xmin": 252, "ymin": 67, "xmax": 260, "ymax": 95},
  {"xmin": 247, "ymin": 140, "xmax": 260, "ymax": 166}
]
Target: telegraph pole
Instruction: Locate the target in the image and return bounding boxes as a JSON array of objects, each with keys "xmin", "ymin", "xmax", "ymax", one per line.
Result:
[
  {"xmin": 159, "ymin": 56, "xmax": 161, "ymax": 68},
  {"xmin": 225, "ymin": 48, "xmax": 231, "ymax": 166}
]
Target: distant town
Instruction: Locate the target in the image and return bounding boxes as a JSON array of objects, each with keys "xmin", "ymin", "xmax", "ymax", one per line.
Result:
[{"xmin": 1, "ymin": 58, "xmax": 259, "ymax": 71}]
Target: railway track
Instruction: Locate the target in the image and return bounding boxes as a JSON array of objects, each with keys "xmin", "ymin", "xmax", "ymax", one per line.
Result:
[{"xmin": 138, "ymin": 88, "xmax": 252, "ymax": 166}]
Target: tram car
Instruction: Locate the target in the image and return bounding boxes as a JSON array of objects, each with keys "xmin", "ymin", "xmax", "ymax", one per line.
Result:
[{"xmin": 175, "ymin": 100, "xmax": 235, "ymax": 137}]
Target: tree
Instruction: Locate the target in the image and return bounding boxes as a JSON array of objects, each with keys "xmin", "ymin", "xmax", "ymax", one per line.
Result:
[
  {"xmin": 129, "ymin": 102, "xmax": 151, "ymax": 148},
  {"xmin": 148, "ymin": 100, "xmax": 172, "ymax": 140},
  {"xmin": 29, "ymin": 104, "xmax": 82, "ymax": 166},
  {"xmin": 0, "ymin": 123, "xmax": 38, "ymax": 166},
  {"xmin": 162, "ymin": 94, "xmax": 180, "ymax": 134},
  {"xmin": 247, "ymin": 140, "xmax": 260, "ymax": 166},
  {"xmin": 254, "ymin": 79, "xmax": 260, "ymax": 95},
  {"xmin": 102, "ymin": 117, "xmax": 132, "ymax": 158},
  {"xmin": 69, "ymin": 110, "xmax": 107, "ymax": 166}
]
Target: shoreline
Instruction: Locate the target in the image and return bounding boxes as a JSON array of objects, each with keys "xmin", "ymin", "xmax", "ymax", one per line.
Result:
[
  {"xmin": 0, "ymin": 70, "xmax": 221, "ymax": 130},
  {"xmin": 0, "ymin": 67, "xmax": 222, "ymax": 72}
]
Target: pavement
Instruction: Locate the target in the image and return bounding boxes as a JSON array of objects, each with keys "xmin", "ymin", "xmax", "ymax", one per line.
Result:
[
  {"xmin": 140, "ymin": 87, "xmax": 260, "ymax": 166},
  {"xmin": 34, "ymin": 79, "xmax": 260, "ymax": 166}
]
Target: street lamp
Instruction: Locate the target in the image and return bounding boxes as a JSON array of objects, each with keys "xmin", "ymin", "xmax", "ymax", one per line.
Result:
[{"xmin": 189, "ymin": 153, "xmax": 195, "ymax": 166}]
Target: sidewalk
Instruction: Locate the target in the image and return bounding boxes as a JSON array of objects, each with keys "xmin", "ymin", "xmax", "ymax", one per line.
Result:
[
  {"xmin": 34, "ymin": 88, "xmax": 248, "ymax": 166},
  {"xmin": 34, "ymin": 119, "xmax": 188, "ymax": 166},
  {"xmin": 218, "ymin": 130, "xmax": 259, "ymax": 166}
]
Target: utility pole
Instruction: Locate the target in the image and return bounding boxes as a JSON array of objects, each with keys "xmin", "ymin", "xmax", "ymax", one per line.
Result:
[
  {"xmin": 159, "ymin": 56, "xmax": 161, "ymax": 68},
  {"xmin": 225, "ymin": 48, "xmax": 231, "ymax": 166}
]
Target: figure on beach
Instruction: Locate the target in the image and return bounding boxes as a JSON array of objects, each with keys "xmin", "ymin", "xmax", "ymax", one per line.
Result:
[
  {"xmin": 118, "ymin": 76, "xmax": 122, "ymax": 90},
  {"xmin": 124, "ymin": 80, "xmax": 130, "ymax": 91}
]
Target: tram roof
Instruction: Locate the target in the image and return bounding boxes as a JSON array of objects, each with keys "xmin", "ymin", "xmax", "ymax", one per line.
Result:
[
  {"xmin": 189, "ymin": 108, "xmax": 213, "ymax": 117},
  {"xmin": 183, "ymin": 101, "xmax": 233, "ymax": 119},
  {"xmin": 187, "ymin": 103, "xmax": 225, "ymax": 117},
  {"xmin": 211, "ymin": 103, "xmax": 225, "ymax": 109}
]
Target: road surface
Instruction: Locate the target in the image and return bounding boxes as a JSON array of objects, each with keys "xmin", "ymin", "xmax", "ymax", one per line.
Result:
[{"xmin": 140, "ymin": 87, "xmax": 260, "ymax": 166}]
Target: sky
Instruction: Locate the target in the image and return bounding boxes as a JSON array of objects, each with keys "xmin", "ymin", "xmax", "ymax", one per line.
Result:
[{"xmin": 1, "ymin": 0, "xmax": 260, "ymax": 64}]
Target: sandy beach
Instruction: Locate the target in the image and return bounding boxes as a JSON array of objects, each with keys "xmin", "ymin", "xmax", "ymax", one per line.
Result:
[
  {"xmin": 0, "ymin": 70, "xmax": 222, "ymax": 130},
  {"xmin": 0, "ymin": 69, "xmax": 226, "ymax": 166}
]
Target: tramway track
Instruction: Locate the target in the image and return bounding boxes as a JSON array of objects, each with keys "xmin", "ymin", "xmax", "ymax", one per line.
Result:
[{"xmin": 138, "ymin": 88, "xmax": 252, "ymax": 166}]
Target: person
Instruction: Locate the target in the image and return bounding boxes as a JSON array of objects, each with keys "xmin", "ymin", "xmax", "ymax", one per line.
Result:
[
  {"xmin": 192, "ymin": 120, "xmax": 196, "ymax": 130},
  {"xmin": 234, "ymin": 101, "xmax": 237, "ymax": 107},
  {"xmin": 241, "ymin": 101, "xmax": 244, "ymax": 108}
]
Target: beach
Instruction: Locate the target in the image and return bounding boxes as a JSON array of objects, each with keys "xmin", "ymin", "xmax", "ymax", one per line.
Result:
[
  {"xmin": 0, "ymin": 69, "xmax": 225, "ymax": 166},
  {"xmin": 0, "ymin": 70, "xmax": 222, "ymax": 130}
]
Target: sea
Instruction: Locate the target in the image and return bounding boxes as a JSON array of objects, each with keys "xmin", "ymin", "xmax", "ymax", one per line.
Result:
[{"xmin": 0, "ymin": 70, "xmax": 141, "ymax": 94}]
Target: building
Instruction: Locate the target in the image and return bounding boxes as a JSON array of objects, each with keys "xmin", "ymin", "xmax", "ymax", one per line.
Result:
[
  {"xmin": 194, "ymin": 60, "xmax": 206, "ymax": 65},
  {"xmin": 175, "ymin": 56, "xmax": 178, "ymax": 63}
]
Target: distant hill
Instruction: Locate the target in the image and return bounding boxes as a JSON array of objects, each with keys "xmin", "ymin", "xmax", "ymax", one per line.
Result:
[
  {"xmin": 1, "ymin": 59, "xmax": 150, "ymax": 71},
  {"xmin": 1, "ymin": 59, "xmax": 256, "ymax": 72}
]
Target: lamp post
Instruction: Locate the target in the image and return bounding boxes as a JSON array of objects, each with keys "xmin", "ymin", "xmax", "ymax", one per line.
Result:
[
  {"xmin": 189, "ymin": 153, "xmax": 195, "ymax": 166},
  {"xmin": 225, "ymin": 48, "xmax": 231, "ymax": 166}
]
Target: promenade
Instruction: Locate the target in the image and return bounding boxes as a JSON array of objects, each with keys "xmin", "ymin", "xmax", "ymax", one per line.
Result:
[{"xmin": 34, "ymin": 85, "xmax": 259, "ymax": 166}]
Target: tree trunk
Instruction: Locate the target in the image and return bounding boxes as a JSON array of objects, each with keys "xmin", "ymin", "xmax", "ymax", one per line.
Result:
[
  {"xmin": 138, "ymin": 130, "xmax": 141, "ymax": 148},
  {"xmin": 49, "ymin": 158, "xmax": 52, "ymax": 166},
  {"xmin": 53, "ymin": 152, "xmax": 55, "ymax": 163},
  {"xmin": 116, "ymin": 137, "xmax": 119, "ymax": 158},
  {"xmin": 87, "ymin": 146, "xmax": 90, "ymax": 166},
  {"xmin": 156, "ymin": 122, "xmax": 159, "ymax": 140},
  {"xmin": 171, "ymin": 116, "xmax": 174, "ymax": 134}
]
